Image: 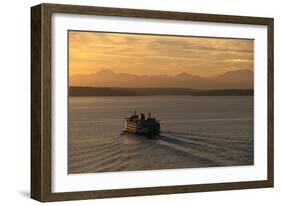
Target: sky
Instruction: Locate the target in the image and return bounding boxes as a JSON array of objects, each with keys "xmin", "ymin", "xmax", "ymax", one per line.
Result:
[{"xmin": 69, "ymin": 31, "xmax": 254, "ymax": 77}]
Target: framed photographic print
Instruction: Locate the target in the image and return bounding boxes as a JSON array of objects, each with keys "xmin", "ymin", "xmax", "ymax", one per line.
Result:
[{"xmin": 31, "ymin": 3, "xmax": 274, "ymax": 202}]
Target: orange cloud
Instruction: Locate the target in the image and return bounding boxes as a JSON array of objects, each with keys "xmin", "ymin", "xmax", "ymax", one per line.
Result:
[{"xmin": 69, "ymin": 31, "xmax": 253, "ymax": 77}]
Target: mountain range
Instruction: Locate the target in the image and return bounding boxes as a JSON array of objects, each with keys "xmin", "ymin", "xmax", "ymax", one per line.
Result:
[{"xmin": 70, "ymin": 69, "xmax": 253, "ymax": 90}]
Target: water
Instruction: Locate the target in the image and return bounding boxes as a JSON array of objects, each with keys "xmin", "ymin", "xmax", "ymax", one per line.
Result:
[{"xmin": 68, "ymin": 95, "xmax": 253, "ymax": 174}]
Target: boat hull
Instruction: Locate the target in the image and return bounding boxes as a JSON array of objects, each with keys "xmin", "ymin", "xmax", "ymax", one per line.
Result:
[{"xmin": 124, "ymin": 120, "xmax": 160, "ymax": 135}]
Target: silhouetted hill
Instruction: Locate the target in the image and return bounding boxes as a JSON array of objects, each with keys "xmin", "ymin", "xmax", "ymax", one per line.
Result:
[
  {"xmin": 70, "ymin": 69, "xmax": 253, "ymax": 89},
  {"xmin": 69, "ymin": 87, "xmax": 253, "ymax": 96},
  {"xmin": 191, "ymin": 89, "xmax": 253, "ymax": 96},
  {"xmin": 69, "ymin": 87, "xmax": 138, "ymax": 96}
]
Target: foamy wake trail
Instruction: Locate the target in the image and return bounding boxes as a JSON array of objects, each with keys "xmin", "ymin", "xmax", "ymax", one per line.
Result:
[
  {"xmin": 156, "ymin": 131, "xmax": 244, "ymax": 165},
  {"xmin": 162, "ymin": 130, "xmax": 240, "ymax": 140}
]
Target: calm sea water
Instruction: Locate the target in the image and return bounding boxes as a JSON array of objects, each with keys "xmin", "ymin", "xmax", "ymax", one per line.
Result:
[{"xmin": 68, "ymin": 95, "xmax": 253, "ymax": 174}]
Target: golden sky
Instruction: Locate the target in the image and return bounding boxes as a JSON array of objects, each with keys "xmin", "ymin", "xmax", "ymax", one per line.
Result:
[{"xmin": 69, "ymin": 31, "xmax": 253, "ymax": 77}]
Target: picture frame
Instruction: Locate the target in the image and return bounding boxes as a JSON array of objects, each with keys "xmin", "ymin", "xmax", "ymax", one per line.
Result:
[{"xmin": 31, "ymin": 3, "xmax": 274, "ymax": 202}]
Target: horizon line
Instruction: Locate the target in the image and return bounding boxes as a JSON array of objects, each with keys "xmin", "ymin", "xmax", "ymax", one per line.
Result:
[
  {"xmin": 70, "ymin": 68, "xmax": 253, "ymax": 78},
  {"xmin": 69, "ymin": 86, "xmax": 254, "ymax": 90}
]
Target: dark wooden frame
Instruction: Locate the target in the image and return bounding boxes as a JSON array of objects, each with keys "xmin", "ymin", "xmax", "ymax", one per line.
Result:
[{"xmin": 31, "ymin": 3, "xmax": 274, "ymax": 202}]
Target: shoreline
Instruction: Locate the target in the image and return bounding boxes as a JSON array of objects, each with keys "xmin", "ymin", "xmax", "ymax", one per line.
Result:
[{"xmin": 69, "ymin": 87, "xmax": 254, "ymax": 97}]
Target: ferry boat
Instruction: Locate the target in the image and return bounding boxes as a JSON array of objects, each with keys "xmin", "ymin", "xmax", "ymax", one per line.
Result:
[{"xmin": 124, "ymin": 111, "xmax": 160, "ymax": 135}]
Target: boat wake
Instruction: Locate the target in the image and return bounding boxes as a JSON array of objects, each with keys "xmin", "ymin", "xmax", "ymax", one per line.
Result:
[{"xmin": 122, "ymin": 130, "xmax": 253, "ymax": 167}]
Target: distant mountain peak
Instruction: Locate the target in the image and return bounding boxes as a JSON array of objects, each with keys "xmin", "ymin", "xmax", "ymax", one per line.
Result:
[
  {"xmin": 175, "ymin": 72, "xmax": 195, "ymax": 78},
  {"xmin": 96, "ymin": 69, "xmax": 115, "ymax": 75},
  {"xmin": 223, "ymin": 69, "xmax": 253, "ymax": 76},
  {"xmin": 176, "ymin": 72, "xmax": 191, "ymax": 76},
  {"xmin": 70, "ymin": 69, "xmax": 253, "ymax": 89}
]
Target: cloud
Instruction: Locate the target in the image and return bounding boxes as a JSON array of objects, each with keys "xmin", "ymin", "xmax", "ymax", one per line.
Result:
[{"xmin": 69, "ymin": 31, "xmax": 253, "ymax": 77}]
